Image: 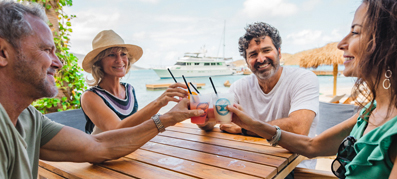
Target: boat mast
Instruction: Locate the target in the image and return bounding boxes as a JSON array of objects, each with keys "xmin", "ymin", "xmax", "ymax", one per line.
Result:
[{"xmin": 223, "ymin": 20, "xmax": 226, "ymax": 60}]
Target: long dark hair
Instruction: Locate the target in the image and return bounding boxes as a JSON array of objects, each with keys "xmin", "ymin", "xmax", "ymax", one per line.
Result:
[{"xmin": 355, "ymin": 0, "xmax": 397, "ymax": 117}]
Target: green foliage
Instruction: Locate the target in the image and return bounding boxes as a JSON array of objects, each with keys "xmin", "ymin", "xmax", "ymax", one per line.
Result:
[{"xmin": 21, "ymin": 0, "xmax": 87, "ymax": 113}]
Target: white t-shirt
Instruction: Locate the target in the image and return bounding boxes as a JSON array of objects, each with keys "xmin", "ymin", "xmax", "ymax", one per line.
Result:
[{"xmin": 229, "ymin": 67, "xmax": 319, "ymax": 169}]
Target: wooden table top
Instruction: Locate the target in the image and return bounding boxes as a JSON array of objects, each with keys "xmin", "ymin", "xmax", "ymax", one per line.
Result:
[{"xmin": 39, "ymin": 122, "xmax": 303, "ymax": 179}]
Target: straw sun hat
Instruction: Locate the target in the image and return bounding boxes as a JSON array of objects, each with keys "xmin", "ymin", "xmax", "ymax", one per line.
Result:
[{"xmin": 82, "ymin": 30, "xmax": 143, "ymax": 73}]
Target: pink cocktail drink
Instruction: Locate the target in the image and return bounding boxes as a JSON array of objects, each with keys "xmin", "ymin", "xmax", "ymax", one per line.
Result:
[
  {"xmin": 190, "ymin": 94, "xmax": 211, "ymax": 124},
  {"xmin": 207, "ymin": 108, "xmax": 215, "ymax": 118}
]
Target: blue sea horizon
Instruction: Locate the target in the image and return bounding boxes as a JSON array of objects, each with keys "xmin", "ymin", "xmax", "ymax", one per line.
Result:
[
  {"xmin": 82, "ymin": 65, "xmax": 356, "ymax": 112},
  {"xmin": 117, "ymin": 65, "xmax": 355, "ymax": 109}
]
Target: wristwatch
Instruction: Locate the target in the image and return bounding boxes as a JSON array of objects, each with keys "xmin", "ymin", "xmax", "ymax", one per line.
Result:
[{"xmin": 151, "ymin": 114, "xmax": 165, "ymax": 133}]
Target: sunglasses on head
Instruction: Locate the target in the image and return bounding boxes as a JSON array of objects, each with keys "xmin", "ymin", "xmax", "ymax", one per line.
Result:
[{"xmin": 331, "ymin": 136, "xmax": 357, "ymax": 179}]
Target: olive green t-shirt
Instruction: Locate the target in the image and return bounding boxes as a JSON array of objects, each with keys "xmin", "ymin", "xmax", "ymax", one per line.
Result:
[{"xmin": 0, "ymin": 103, "xmax": 64, "ymax": 179}]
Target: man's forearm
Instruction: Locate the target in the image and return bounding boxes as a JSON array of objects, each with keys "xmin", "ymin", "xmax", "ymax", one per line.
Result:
[
  {"xmin": 90, "ymin": 115, "xmax": 170, "ymax": 163},
  {"xmin": 119, "ymin": 100, "xmax": 161, "ymax": 129}
]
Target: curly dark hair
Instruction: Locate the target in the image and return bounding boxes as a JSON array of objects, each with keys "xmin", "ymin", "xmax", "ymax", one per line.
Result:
[
  {"xmin": 354, "ymin": 0, "xmax": 397, "ymax": 117},
  {"xmin": 238, "ymin": 22, "xmax": 282, "ymax": 59}
]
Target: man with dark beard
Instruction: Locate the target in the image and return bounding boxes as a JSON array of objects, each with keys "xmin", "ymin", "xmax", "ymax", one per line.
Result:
[
  {"xmin": 0, "ymin": 2, "xmax": 202, "ymax": 178},
  {"xmin": 198, "ymin": 22, "xmax": 319, "ymax": 169}
]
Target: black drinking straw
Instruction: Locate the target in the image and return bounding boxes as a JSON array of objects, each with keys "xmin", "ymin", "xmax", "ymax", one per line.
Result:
[
  {"xmin": 167, "ymin": 68, "xmax": 177, "ymax": 83},
  {"xmin": 182, "ymin": 75, "xmax": 195, "ymax": 102},
  {"xmin": 189, "ymin": 82, "xmax": 200, "ymax": 95},
  {"xmin": 209, "ymin": 77, "xmax": 218, "ymax": 95}
]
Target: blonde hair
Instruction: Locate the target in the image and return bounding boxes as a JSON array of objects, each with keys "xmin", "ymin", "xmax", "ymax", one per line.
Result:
[{"xmin": 87, "ymin": 47, "xmax": 132, "ymax": 86}]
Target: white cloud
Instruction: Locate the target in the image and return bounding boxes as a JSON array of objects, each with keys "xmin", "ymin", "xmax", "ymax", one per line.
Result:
[
  {"xmin": 154, "ymin": 15, "xmax": 199, "ymax": 23},
  {"xmin": 322, "ymin": 29, "xmax": 343, "ymax": 43},
  {"xmin": 155, "ymin": 37, "xmax": 189, "ymax": 49},
  {"xmin": 301, "ymin": 0, "xmax": 321, "ymax": 11},
  {"xmin": 285, "ymin": 29, "xmax": 344, "ymax": 53},
  {"xmin": 69, "ymin": 10, "xmax": 121, "ymax": 40},
  {"xmin": 242, "ymin": 0, "xmax": 298, "ymax": 18},
  {"xmin": 132, "ymin": 31, "xmax": 148, "ymax": 40},
  {"xmin": 286, "ymin": 30, "xmax": 322, "ymax": 45},
  {"xmin": 138, "ymin": 0, "xmax": 160, "ymax": 4}
]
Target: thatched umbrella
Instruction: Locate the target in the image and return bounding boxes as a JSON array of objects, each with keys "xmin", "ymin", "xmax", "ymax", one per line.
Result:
[{"xmin": 299, "ymin": 42, "xmax": 344, "ymax": 96}]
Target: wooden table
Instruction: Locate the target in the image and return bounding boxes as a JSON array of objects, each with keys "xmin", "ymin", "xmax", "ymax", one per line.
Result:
[{"xmin": 38, "ymin": 122, "xmax": 304, "ymax": 179}]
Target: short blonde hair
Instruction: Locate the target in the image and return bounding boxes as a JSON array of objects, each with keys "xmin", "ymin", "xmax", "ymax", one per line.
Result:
[{"xmin": 87, "ymin": 47, "xmax": 132, "ymax": 86}]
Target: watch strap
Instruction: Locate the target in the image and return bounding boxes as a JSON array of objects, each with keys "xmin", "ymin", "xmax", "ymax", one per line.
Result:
[{"xmin": 151, "ymin": 114, "xmax": 165, "ymax": 133}]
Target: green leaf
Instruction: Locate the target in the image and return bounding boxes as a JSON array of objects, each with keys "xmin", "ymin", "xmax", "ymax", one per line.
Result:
[{"xmin": 25, "ymin": 0, "xmax": 86, "ymax": 114}]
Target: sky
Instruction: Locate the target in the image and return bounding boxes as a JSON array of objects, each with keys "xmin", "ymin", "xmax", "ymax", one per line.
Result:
[{"xmin": 64, "ymin": 0, "xmax": 362, "ymax": 68}]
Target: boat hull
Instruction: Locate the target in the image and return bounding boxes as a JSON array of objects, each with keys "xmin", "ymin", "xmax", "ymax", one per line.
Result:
[{"xmin": 153, "ymin": 68, "xmax": 234, "ymax": 78}]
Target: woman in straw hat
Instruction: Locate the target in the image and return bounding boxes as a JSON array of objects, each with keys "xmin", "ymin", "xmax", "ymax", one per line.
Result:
[
  {"xmin": 81, "ymin": 30, "xmax": 189, "ymax": 134},
  {"xmin": 228, "ymin": 0, "xmax": 397, "ymax": 178}
]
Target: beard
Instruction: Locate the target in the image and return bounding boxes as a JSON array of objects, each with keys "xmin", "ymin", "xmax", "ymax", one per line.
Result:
[
  {"xmin": 249, "ymin": 55, "xmax": 281, "ymax": 81},
  {"xmin": 13, "ymin": 51, "xmax": 58, "ymax": 99}
]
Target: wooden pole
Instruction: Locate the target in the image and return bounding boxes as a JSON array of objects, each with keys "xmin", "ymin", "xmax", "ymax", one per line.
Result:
[{"xmin": 333, "ymin": 63, "xmax": 338, "ymax": 96}]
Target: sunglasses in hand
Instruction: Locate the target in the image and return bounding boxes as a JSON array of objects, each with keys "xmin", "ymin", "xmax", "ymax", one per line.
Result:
[{"xmin": 331, "ymin": 136, "xmax": 357, "ymax": 179}]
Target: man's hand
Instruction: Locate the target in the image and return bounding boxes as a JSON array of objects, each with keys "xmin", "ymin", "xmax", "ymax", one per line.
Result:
[
  {"xmin": 155, "ymin": 83, "xmax": 189, "ymax": 107},
  {"xmin": 161, "ymin": 98, "xmax": 204, "ymax": 127},
  {"xmin": 197, "ymin": 107, "xmax": 216, "ymax": 131},
  {"xmin": 220, "ymin": 123, "xmax": 242, "ymax": 134}
]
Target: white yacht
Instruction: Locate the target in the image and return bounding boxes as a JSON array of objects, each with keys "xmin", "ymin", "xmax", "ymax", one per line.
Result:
[{"xmin": 153, "ymin": 52, "xmax": 235, "ymax": 79}]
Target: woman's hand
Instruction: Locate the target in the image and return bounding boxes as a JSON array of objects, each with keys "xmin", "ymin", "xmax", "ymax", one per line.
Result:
[
  {"xmin": 155, "ymin": 83, "xmax": 189, "ymax": 107},
  {"xmin": 196, "ymin": 108, "xmax": 216, "ymax": 131},
  {"xmin": 227, "ymin": 104, "xmax": 258, "ymax": 131}
]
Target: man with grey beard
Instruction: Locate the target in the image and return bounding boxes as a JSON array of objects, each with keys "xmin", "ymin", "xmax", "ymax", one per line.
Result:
[
  {"xmin": 0, "ymin": 2, "xmax": 202, "ymax": 178},
  {"xmin": 198, "ymin": 22, "xmax": 319, "ymax": 170}
]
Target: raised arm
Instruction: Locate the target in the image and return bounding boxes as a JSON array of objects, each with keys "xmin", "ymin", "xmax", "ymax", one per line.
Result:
[
  {"xmin": 81, "ymin": 83, "xmax": 188, "ymax": 132},
  {"xmin": 228, "ymin": 104, "xmax": 358, "ymax": 158},
  {"xmin": 39, "ymin": 98, "xmax": 203, "ymax": 163}
]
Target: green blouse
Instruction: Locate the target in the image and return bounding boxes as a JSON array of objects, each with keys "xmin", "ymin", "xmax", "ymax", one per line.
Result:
[{"xmin": 345, "ymin": 102, "xmax": 397, "ymax": 178}]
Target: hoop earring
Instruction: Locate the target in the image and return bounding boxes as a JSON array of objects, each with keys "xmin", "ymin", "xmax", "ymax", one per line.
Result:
[{"xmin": 383, "ymin": 67, "xmax": 392, "ymax": 89}]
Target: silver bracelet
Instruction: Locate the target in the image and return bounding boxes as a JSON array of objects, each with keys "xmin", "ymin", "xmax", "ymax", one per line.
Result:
[
  {"xmin": 151, "ymin": 114, "xmax": 165, "ymax": 133},
  {"xmin": 266, "ymin": 125, "xmax": 281, "ymax": 147}
]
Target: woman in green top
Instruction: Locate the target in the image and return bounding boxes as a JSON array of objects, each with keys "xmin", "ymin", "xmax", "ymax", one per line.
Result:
[{"xmin": 228, "ymin": 0, "xmax": 397, "ymax": 178}]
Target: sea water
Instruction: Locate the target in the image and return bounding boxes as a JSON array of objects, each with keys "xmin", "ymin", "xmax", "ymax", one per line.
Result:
[{"xmin": 84, "ymin": 65, "xmax": 357, "ymax": 112}]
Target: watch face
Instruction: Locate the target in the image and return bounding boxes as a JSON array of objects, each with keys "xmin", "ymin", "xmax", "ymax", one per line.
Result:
[{"xmin": 215, "ymin": 98, "xmax": 231, "ymax": 116}]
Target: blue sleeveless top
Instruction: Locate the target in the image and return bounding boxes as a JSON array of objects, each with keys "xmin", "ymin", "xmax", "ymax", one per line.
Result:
[{"xmin": 82, "ymin": 82, "xmax": 138, "ymax": 134}]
